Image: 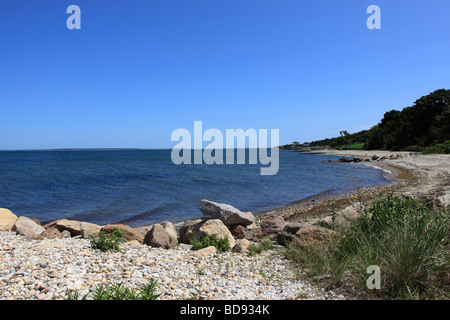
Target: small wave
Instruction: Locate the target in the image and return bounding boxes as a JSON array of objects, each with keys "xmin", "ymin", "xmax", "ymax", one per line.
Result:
[
  {"xmin": 116, "ymin": 205, "xmax": 175, "ymax": 225},
  {"xmin": 363, "ymin": 163, "xmax": 393, "ymax": 174}
]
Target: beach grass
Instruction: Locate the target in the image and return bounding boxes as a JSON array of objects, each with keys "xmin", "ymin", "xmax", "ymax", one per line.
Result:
[
  {"xmin": 66, "ymin": 280, "xmax": 160, "ymax": 300},
  {"xmin": 282, "ymin": 194, "xmax": 450, "ymax": 299}
]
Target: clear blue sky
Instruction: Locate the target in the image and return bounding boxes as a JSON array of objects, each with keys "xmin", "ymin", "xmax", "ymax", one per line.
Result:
[{"xmin": 1, "ymin": 0, "xmax": 449, "ymax": 150}]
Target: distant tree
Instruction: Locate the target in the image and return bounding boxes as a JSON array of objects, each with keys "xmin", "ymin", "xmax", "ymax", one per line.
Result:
[
  {"xmin": 309, "ymin": 89, "xmax": 450, "ymax": 152},
  {"xmin": 364, "ymin": 89, "xmax": 450, "ymax": 150}
]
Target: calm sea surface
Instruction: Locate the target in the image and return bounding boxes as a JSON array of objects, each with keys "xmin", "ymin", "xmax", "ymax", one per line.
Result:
[{"xmin": 0, "ymin": 149, "xmax": 390, "ymax": 227}]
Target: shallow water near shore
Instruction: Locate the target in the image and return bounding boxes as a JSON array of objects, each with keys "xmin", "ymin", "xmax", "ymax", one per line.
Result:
[{"xmin": 0, "ymin": 149, "xmax": 390, "ymax": 227}]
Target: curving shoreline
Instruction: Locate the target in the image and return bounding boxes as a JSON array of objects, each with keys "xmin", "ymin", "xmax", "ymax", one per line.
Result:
[{"xmin": 257, "ymin": 150, "xmax": 449, "ymax": 224}]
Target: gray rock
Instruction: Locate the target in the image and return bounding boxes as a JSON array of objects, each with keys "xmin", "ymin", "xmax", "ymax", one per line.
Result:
[
  {"xmin": 283, "ymin": 222, "xmax": 308, "ymax": 234},
  {"xmin": 317, "ymin": 205, "xmax": 361, "ymax": 231},
  {"xmin": 12, "ymin": 216, "xmax": 45, "ymax": 238},
  {"xmin": 199, "ymin": 199, "xmax": 255, "ymax": 226},
  {"xmin": 61, "ymin": 230, "xmax": 72, "ymax": 238}
]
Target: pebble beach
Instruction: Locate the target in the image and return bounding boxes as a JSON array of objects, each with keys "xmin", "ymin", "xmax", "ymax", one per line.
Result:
[{"xmin": 0, "ymin": 230, "xmax": 344, "ymax": 300}]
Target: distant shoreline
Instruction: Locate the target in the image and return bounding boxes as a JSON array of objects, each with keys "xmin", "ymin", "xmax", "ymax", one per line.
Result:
[{"xmin": 0, "ymin": 148, "xmax": 169, "ymax": 152}]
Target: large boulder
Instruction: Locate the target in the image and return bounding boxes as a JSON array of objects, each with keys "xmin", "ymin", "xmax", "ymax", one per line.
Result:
[
  {"xmin": 189, "ymin": 246, "xmax": 217, "ymax": 258},
  {"xmin": 283, "ymin": 222, "xmax": 308, "ymax": 234},
  {"xmin": 35, "ymin": 226, "xmax": 62, "ymax": 240},
  {"xmin": 276, "ymin": 232, "xmax": 295, "ymax": 246},
  {"xmin": 53, "ymin": 220, "xmax": 101, "ymax": 238},
  {"xmin": 179, "ymin": 219, "xmax": 203, "ymax": 244},
  {"xmin": 55, "ymin": 219, "xmax": 83, "ymax": 237},
  {"xmin": 144, "ymin": 223, "xmax": 178, "ymax": 249},
  {"xmin": 228, "ymin": 224, "xmax": 254, "ymax": 240},
  {"xmin": 198, "ymin": 219, "xmax": 236, "ymax": 249},
  {"xmin": 180, "ymin": 218, "xmax": 237, "ymax": 249},
  {"xmin": 80, "ymin": 222, "xmax": 102, "ymax": 239},
  {"xmin": 160, "ymin": 221, "xmax": 178, "ymax": 240},
  {"xmin": 259, "ymin": 215, "xmax": 286, "ymax": 239},
  {"xmin": 317, "ymin": 204, "xmax": 361, "ymax": 231},
  {"xmin": 232, "ymin": 239, "xmax": 253, "ymax": 254},
  {"xmin": 293, "ymin": 225, "xmax": 340, "ymax": 247},
  {"xmin": 199, "ymin": 200, "xmax": 255, "ymax": 226},
  {"xmin": 101, "ymin": 224, "xmax": 145, "ymax": 243},
  {"xmin": 12, "ymin": 216, "xmax": 45, "ymax": 238},
  {"xmin": 0, "ymin": 208, "xmax": 18, "ymax": 231}
]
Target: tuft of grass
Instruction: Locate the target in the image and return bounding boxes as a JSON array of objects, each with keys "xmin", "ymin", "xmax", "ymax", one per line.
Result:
[
  {"xmin": 248, "ymin": 239, "xmax": 273, "ymax": 256},
  {"xmin": 66, "ymin": 280, "xmax": 160, "ymax": 300},
  {"xmin": 89, "ymin": 228, "xmax": 124, "ymax": 252},
  {"xmin": 258, "ymin": 269, "xmax": 278, "ymax": 285},
  {"xmin": 282, "ymin": 194, "xmax": 450, "ymax": 299},
  {"xmin": 190, "ymin": 233, "xmax": 230, "ymax": 253}
]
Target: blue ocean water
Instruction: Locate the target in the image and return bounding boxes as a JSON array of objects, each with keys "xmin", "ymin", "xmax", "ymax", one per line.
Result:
[{"xmin": 0, "ymin": 149, "xmax": 390, "ymax": 227}]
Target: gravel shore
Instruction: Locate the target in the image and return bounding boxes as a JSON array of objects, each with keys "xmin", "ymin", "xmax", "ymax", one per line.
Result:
[
  {"xmin": 0, "ymin": 230, "xmax": 345, "ymax": 300},
  {"xmin": 268, "ymin": 151, "xmax": 450, "ymax": 224}
]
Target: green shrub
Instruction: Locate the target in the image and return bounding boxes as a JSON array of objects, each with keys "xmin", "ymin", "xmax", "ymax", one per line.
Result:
[
  {"xmin": 190, "ymin": 233, "xmax": 230, "ymax": 253},
  {"xmin": 66, "ymin": 280, "xmax": 160, "ymax": 300},
  {"xmin": 283, "ymin": 194, "xmax": 450, "ymax": 299},
  {"xmin": 422, "ymin": 140, "xmax": 450, "ymax": 154},
  {"xmin": 89, "ymin": 228, "xmax": 124, "ymax": 252},
  {"xmin": 248, "ymin": 239, "xmax": 273, "ymax": 256}
]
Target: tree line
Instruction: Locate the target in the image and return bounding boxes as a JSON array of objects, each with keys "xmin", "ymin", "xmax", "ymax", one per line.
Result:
[{"xmin": 304, "ymin": 89, "xmax": 450, "ymax": 153}]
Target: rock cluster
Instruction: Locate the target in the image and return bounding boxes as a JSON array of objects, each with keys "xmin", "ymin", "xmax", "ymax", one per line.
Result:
[
  {"xmin": 331, "ymin": 154, "xmax": 404, "ymax": 163},
  {"xmin": 0, "ymin": 201, "xmax": 348, "ymax": 301},
  {"xmin": 1, "ymin": 197, "xmax": 346, "ymax": 255}
]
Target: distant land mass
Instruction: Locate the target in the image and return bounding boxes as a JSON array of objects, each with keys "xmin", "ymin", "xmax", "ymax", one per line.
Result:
[{"xmin": 0, "ymin": 148, "xmax": 168, "ymax": 152}]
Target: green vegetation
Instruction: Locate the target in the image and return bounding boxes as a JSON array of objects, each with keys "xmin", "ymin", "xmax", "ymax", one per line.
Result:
[
  {"xmin": 190, "ymin": 233, "xmax": 230, "ymax": 253},
  {"xmin": 282, "ymin": 89, "xmax": 450, "ymax": 153},
  {"xmin": 421, "ymin": 140, "xmax": 450, "ymax": 155},
  {"xmin": 89, "ymin": 228, "xmax": 124, "ymax": 252},
  {"xmin": 338, "ymin": 143, "xmax": 365, "ymax": 150},
  {"xmin": 282, "ymin": 194, "xmax": 450, "ymax": 299},
  {"xmin": 248, "ymin": 238, "xmax": 273, "ymax": 256},
  {"xmin": 66, "ymin": 280, "xmax": 160, "ymax": 300}
]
